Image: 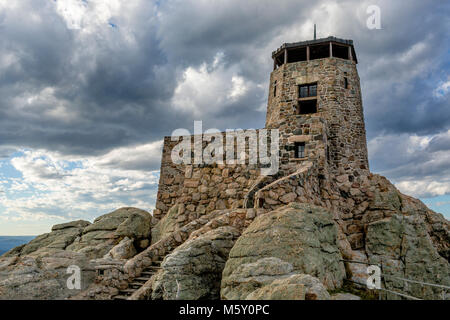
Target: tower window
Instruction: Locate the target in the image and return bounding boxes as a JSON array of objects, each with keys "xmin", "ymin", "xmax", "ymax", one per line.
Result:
[
  {"xmin": 298, "ymin": 83, "xmax": 317, "ymax": 98},
  {"xmin": 344, "ymin": 77, "xmax": 348, "ymax": 89},
  {"xmin": 294, "ymin": 142, "xmax": 306, "ymax": 158},
  {"xmin": 297, "ymin": 99, "xmax": 317, "ymax": 114},
  {"xmin": 287, "ymin": 47, "xmax": 307, "ymax": 63},
  {"xmin": 273, "ymin": 81, "xmax": 277, "ymax": 97},
  {"xmin": 332, "ymin": 44, "xmax": 349, "ymax": 60},
  {"xmin": 310, "ymin": 44, "xmax": 330, "ymax": 60}
]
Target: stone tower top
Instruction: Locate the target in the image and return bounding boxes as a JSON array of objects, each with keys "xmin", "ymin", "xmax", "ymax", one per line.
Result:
[
  {"xmin": 266, "ymin": 36, "xmax": 369, "ymax": 176},
  {"xmin": 271, "ymin": 36, "xmax": 358, "ymax": 70}
]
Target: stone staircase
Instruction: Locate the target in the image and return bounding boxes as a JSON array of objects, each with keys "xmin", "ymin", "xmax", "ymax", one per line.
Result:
[
  {"xmin": 113, "ymin": 260, "xmax": 163, "ymax": 300},
  {"xmin": 109, "ymin": 208, "xmax": 252, "ymax": 300}
]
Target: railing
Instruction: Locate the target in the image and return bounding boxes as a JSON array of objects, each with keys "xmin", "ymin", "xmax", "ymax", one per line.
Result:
[{"xmin": 340, "ymin": 259, "xmax": 450, "ymax": 300}]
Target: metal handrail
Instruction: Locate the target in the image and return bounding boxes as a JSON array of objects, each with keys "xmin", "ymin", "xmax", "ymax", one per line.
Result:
[
  {"xmin": 382, "ymin": 274, "xmax": 450, "ymax": 290},
  {"xmin": 341, "ymin": 259, "xmax": 449, "ymax": 300},
  {"xmin": 343, "ymin": 278, "xmax": 422, "ymax": 300},
  {"xmin": 340, "ymin": 259, "xmax": 380, "ymax": 266},
  {"xmin": 380, "ymin": 288, "xmax": 422, "ymax": 300}
]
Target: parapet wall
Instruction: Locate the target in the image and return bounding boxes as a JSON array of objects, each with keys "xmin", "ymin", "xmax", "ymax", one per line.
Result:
[
  {"xmin": 254, "ymin": 161, "xmax": 321, "ymax": 212},
  {"xmin": 154, "ymin": 117, "xmax": 328, "ymax": 226},
  {"xmin": 154, "ymin": 119, "xmax": 330, "ymax": 223},
  {"xmin": 174, "ymin": 163, "xmax": 261, "ymax": 225},
  {"xmin": 154, "ymin": 131, "xmax": 270, "ymax": 222}
]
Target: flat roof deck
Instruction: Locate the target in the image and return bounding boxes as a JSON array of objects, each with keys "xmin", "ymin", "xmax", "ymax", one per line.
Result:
[{"xmin": 272, "ymin": 36, "xmax": 357, "ymax": 66}]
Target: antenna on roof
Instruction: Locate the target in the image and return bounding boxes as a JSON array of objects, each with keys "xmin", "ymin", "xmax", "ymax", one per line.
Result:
[{"xmin": 314, "ymin": 24, "xmax": 316, "ymax": 40}]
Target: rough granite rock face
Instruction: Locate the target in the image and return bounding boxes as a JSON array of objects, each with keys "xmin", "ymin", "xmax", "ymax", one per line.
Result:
[
  {"xmin": 331, "ymin": 293, "xmax": 361, "ymax": 300},
  {"xmin": 221, "ymin": 202, "xmax": 345, "ymax": 300},
  {"xmin": 0, "ymin": 250, "xmax": 96, "ymax": 300},
  {"xmin": 3, "ymin": 220, "xmax": 91, "ymax": 258},
  {"xmin": 246, "ymin": 274, "xmax": 331, "ymax": 300},
  {"xmin": 340, "ymin": 174, "xmax": 449, "ymax": 261},
  {"xmin": 365, "ymin": 214, "xmax": 450, "ymax": 300},
  {"xmin": 151, "ymin": 204, "xmax": 180, "ymax": 245},
  {"xmin": 66, "ymin": 207, "xmax": 151, "ymax": 258},
  {"xmin": 104, "ymin": 237, "xmax": 137, "ymax": 260},
  {"xmin": 245, "ymin": 275, "xmax": 307, "ymax": 300},
  {"xmin": 151, "ymin": 226, "xmax": 240, "ymax": 300},
  {"xmin": 398, "ymin": 193, "xmax": 449, "ymax": 261},
  {"xmin": 0, "ymin": 207, "xmax": 151, "ymax": 300},
  {"xmin": 220, "ymin": 257, "xmax": 330, "ymax": 300}
]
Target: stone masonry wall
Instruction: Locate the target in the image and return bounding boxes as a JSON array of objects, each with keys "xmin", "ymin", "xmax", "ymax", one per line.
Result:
[
  {"xmin": 154, "ymin": 131, "xmax": 275, "ymax": 223},
  {"xmin": 254, "ymin": 161, "xmax": 322, "ymax": 212},
  {"xmin": 173, "ymin": 163, "xmax": 261, "ymax": 226},
  {"xmin": 153, "ymin": 137, "xmax": 186, "ymax": 221},
  {"xmin": 154, "ymin": 117, "xmax": 330, "ymax": 224},
  {"xmin": 281, "ymin": 116, "xmax": 329, "ymax": 176}
]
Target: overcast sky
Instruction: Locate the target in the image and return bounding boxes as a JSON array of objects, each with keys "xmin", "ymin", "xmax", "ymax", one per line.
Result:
[{"xmin": 0, "ymin": 0, "xmax": 449, "ymax": 235}]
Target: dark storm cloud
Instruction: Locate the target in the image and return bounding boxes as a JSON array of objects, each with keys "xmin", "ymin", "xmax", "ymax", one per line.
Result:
[
  {"xmin": 0, "ymin": 1, "xmax": 188, "ymax": 158},
  {"xmin": 346, "ymin": 0, "xmax": 450, "ymax": 139},
  {"xmin": 428, "ymin": 134, "xmax": 450, "ymax": 153},
  {"xmin": 0, "ymin": 0, "xmax": 449, "ymax": 176}
]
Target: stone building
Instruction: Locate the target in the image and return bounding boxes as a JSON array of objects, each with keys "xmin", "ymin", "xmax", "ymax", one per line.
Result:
[
  {"xmin": 268, "ymin": 36, "xmax": 368, "ymax": 175},
  {"xmin": 153, "ymin": 36, "xmax": 369, "ymax": 223}
]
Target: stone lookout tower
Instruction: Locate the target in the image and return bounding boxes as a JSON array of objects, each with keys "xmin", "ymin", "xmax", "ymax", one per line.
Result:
[
  {"xmin": 267, "ymin": 36, "xmax": 369, "ymax": 176},
  {"xmin": 153, "ymin": 36, "xmax": 369, "ymax": 221}
]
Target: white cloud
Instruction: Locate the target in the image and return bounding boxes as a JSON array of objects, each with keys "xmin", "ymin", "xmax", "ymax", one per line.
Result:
[
  {"xmin": 55, "ymin": 0, "xmax": 122, "ymax": 32},
  {"xmin": 434, "ymin": 79, "xmax": 450, "ymax": 98},
  {"xmin": 172, "ymin": 53, "xmax": 255, "ymax": 117},
  {"xmin": 396, "ymin": 181, "xmax": 450, "ymax": 199},
  {"xmin": 228, "ymin": 76, "xmax": 248, "ymax": 101},
  {"xmin": 55, "ymin": 0, "xmax": 88, "ymax": 30},
  {"xmin": 0, "ymin": 141, "xmax": 163, "ymax": 224},
  {"xmin": 369, "ymin": 131, "xmax": 450, "ymax": 198}
]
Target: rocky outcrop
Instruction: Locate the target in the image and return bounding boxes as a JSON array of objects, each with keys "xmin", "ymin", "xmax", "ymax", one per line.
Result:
[
  {"xmin": 67, "ymin": 207, "xmax": 151, "ymax": 259},
  {"xmin": 0, "ymin": 169, "xmax": 448, "ymax": 301},
  {"xmin": 221, "ymin": 203, "xmax": 345, "ymax": 299},
  {"xmin": 0, "ymin": 250, "xmax": 96, "ymax": 300},
  {"xmin": 0, "ymin": 207, "xmax": 151, "ymax": 300},
  {"xmin": 365, "ymin": 214, "xmax": 450, "ymax": 300},
  {"xmin": 331, "ymin": 293, "xmax": 361, "ymax": 300},
  {"xmin": 333, "ymin": 173, "xmax": 450, "ymax": 299},
  {"xmin": 3, "ymin": 220, "xmax": 91, "ymax": 258},
  {"xmin": 151, "ymin": 204, "xmax": 180, "ymax": 245},
  {"xmin": 152, "ymin": 226, "xmax": 240, "ymax": 300},
  {"xmin": 337, "ymin": 173, "xmax": 449, "ymax": 262},
  {"xmin": 3, "ymin": 208, "xmax": 152, "ymax": 261},
  {"xmin": 104, "ymin": 237, "xmax": 137, "ymax": 260},
  {"xmin": 399, "ymin": 193, "xmax": 449, "ymax": 261},
  {"xmin": 220, "ymin": 257, "xmax": 330, "ymax": 300},
  {"xmin": 246, "ymin": 274, "xmax": 330, "ymax": 300}
]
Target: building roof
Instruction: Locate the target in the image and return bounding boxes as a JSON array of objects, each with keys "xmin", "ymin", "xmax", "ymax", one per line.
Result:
[{"xmin": 272, "ymin": 36, "xmax": 355, "ymax": 58}]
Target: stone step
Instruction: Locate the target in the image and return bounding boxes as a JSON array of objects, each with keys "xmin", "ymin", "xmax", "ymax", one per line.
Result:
[
  {"xmin": 130, "ymin": 282, "xmax": 144, "ymax": 288},
  {"xmin": 135, "ymin": 277, "xmax": 152, "ymax": 282},
  {"xmin": 112, "ymin": 254, "xmax": 171, "ymax": 300},
  {"xmin": 146, "ymin": 265, "xmax": 162, "ymax": 270},
  {"xmin": 119, "ymin": 289, "xmax": 136, "ymax": 294}
]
